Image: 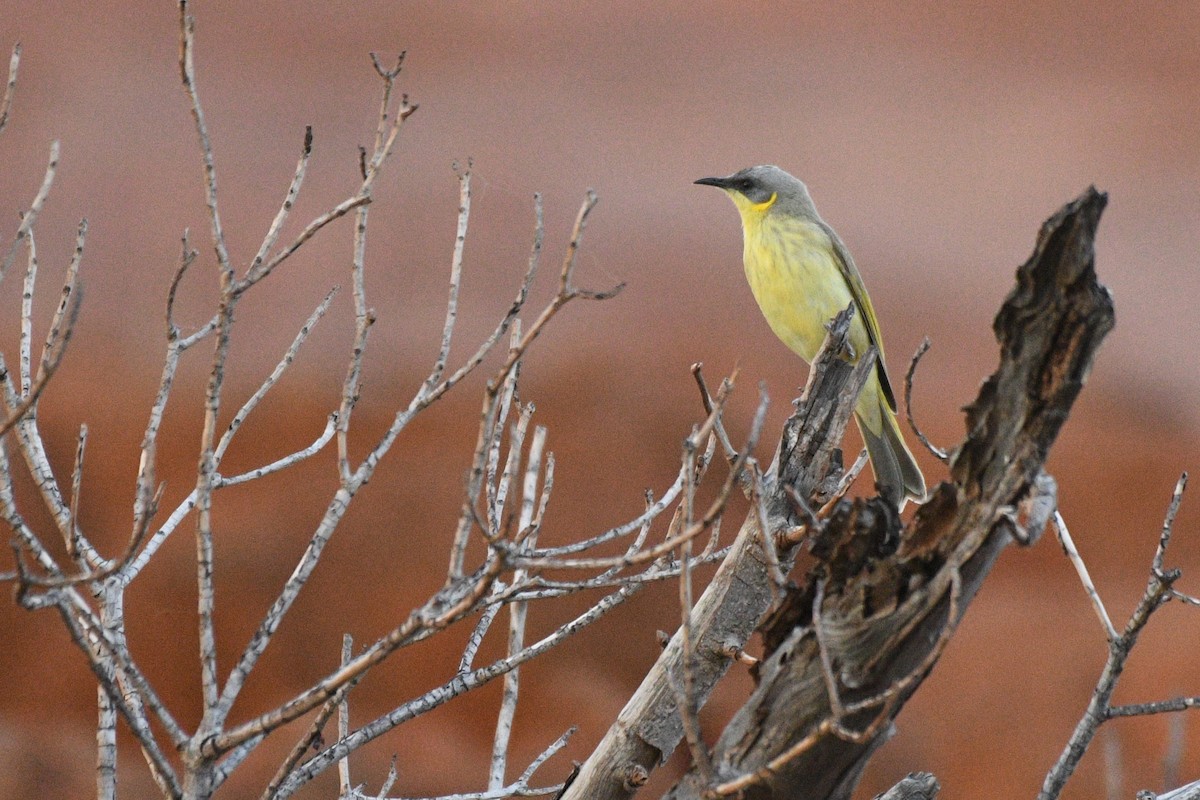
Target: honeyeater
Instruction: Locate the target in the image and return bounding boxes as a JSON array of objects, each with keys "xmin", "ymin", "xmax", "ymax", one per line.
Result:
[{"xmin": 695, "ymin": 165, "xmax": 926, "ymax": 508}]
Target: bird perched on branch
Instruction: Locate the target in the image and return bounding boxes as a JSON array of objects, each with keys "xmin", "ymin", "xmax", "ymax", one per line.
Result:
[{"xmin": 695, "ymin": 165, "xmax": 926, "ymax": 508}]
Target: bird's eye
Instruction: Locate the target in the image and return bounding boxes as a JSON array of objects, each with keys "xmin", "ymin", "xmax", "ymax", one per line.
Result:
[{"xmin": 737, "ymin": 179, "xmax": 754, "ymax": 192}]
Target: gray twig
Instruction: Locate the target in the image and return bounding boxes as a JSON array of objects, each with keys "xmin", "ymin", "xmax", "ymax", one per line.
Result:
[
  {"xmin": 1039, "ymin": 474, "xmax": 1192, "ymax": 800},
  {"xmin": 903, "ymin": 337, "xmax": 948, "ymax": 462},
  {"xmin": 1054, "ymin": 510, "xmax": 1118, "ymax": 641}
]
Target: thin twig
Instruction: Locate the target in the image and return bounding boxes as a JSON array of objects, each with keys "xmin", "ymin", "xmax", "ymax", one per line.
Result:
[
  {"xmin": 180, "ymin": 0, "xmax": 235, "ymax": 728},
  {"xmin": 513, "ymin": 382, "xmax": 761, "ymax": 572},
  {"xmin": 247, "ymin": 125, "xmax": 313, "ymax": 278},
  {"xmin": 751, "ymin": 463, "xmax": 787, "ymax": 591},
  {"xmin": 432, "ymin": 165, "xmax": 471, "ymax": 387},
  {"xmin": 692, "ymin": 363, "xmax": 737, "ymax": 460},
  {"xmin": 121, "ymin": 414, "xmax": 335, "ymax": 586},
  {"xmin": 528, "ymin": 470, "xmax": 684, "ymax": 557},
  {"xmin": 903, "ymin": 337, "xmax": 948, "ymax": 461},
  {"xmin": 52, "ymin": 595, "xmax": 183, "ymax": 795},
  {"xmin": 672, "ymin": 532, "xmax": 715, "ymax": 787},
  {"xmin": 0, "ymin": 42, "xmax": 19, "ymax": 137},
  {"xmin": 260, "ymin": 684, "xmax": 349, "ymax": 800},
  {"xmin": 376, "ymin": 757, "xmax": 399, "ymax": 799},
  {"xmin": 1054, "ymin": 510, "xmax": 1118, "ymax": 641},
  {"xmin": 335, "ymin": 52, "xmax": 416, "ymax": 479},
  {"xmin": 1107, "ymin": 697, "xmax": 1200, "ymax": 718},
  {"xmin": 490, "ymin": 395, "xmax": 531, "ymax": 540},
  {"xmin": 243, "ymin": 193, "xmax": 370, "ymax": 291},
  {"xmin": 66, "ymin": 424, "xmax": 89, "ymax": 565},
  {"xmin": 811, "ymin": 576, "xmax": 845, "ymax": 718},
  {"xmin": 20, "ymin": 225, "xmax": 38, "ymax": 395},
  {"xmin": 218, "ymin": 415, "xmax": 338, "ymax": 487},
  {"xmin": 339, "ymin": 634, "xmax": 353, "ymax": 797},
  {"xmin": 96, "ymin": 686, "xmax": 117, "ymax": 800},
  {"xmin": 0, "ymin": 222, "xmax": 83, "ymax": 439},
  {"xmin": 1153, "ymin": 473, "xmax": 1188, "ymax": 576},
  {"xmin": 460, "ymin": 592, "xmax": 505, "ymax": 674},
  {"xmin": 219, "ymin": 211, "xmax": 547, "ymax": 722},
  {"xmin": 179, "ymin": 0, "xmax": 232, "ymax": 277},
  {"xmin": 212, "ymin": 288, "xmax": 338, "ymax": 466},
  {"xmin": 129, "ymin": 234, "xmax": 195, "ymax": 547},
  {"xmin": 1, "ymin": 139, "xmax": 58, "ymax": 283},
  {"xmin": 489, "ymin": 426, "xmax": 546, "ymax": 790}
]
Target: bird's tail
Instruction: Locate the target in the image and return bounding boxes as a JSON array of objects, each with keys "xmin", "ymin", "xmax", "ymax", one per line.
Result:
[{"xmin": 855, "ymin": 388, "xmax": 927, "ymax": 510}]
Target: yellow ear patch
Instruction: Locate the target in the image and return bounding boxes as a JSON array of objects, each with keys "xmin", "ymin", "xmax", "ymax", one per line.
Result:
[{"xmin": 748, "ymin": 192, "xmax": 777, "ymax": 213}]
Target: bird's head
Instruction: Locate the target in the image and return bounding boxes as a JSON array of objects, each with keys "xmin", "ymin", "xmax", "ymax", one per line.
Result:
[{"xmin": 694, "ymin": 165, "xmax": 815, "ymax": 221}]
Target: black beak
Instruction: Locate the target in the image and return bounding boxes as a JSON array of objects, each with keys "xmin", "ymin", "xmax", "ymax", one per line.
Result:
[{"xmin": 694, "ymin": 175, "xmax": 732, "ymax": 189}]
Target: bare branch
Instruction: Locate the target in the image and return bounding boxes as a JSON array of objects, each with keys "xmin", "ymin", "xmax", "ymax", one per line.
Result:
[
  {"xmin": 66, "ymin": 424, "xmax": 92, "ymax": 566},
  {"xmin": 130, "ymin": 235, "xmax": 196, "ymax": 545},
  {"xmin": 122, "ymin": 413, "xmax": 336, "ymax": 585},
  {"xmin": 376, "ymin": 758, "xmax": 400, "ymax": 800},
  {"xmin": 1153, "ymin": 472, "xmax": 1188, "ymax": 575},
  {"xmin": 0, "ymin": 42, "xmax": 19, "ymax": 136},
  {"xmin": 260, "ymin": 659, "xmax": 360, "ymax": 800},
  {"xmin": 214, "ymin": 553, "xmax": 505, "ymax": 758},
  {"xmin": 20, "ymin": 226, "xmax": 38, "ymax": 394},
  {"xmin": 213, "ymin": 287, "xmax": 338, "ymax": 466},
  {"xmin": 179, "ymin": 0, "xmax": 232, "ymax": 277},
  {"xmin": 248, "ymin": 125, "xmax": 313, "ymax": 277},
  {"xmin": 52, "ymin": 595, "xmax": 183, "ymax": 795},
  {"xmin": 213, "ymin": 207, "xmax": 553, "ymax": 728},
  {"xmin": 1108, "ymin": 697, "xmax": 1200, "ymax": 718},
  {"xmin": 0, "ymin": 437, "xmax": 59, "ymax": 576},
  {"xmin": 0, "ymin": 256, "xmax": 81, "ymax": 440},
  {"xmin": 1, "ymin": 139, "xmax": 58, "ymax": 283},
  {"xmin": 432, "ymin": 165, "xmax": 472, "ymax": 387},
  {"xmin": 0, "ymin": 216, "xmax": 82, "ymax": 440},
  {"xmin": 531, "ymin": 472, "xmax": 684, "ymax": 557},
  {"xmin": 489, "ymin": 425, "xmax": 546, "ymax": 790},
  {"xmin": 691, "ymin": 364, "xmax": 737, "ymax": 460},
  {"xmin": 339, "ymin": 633, "xmax": 353, "ymax": 798},
  {"xmin": 903, "ymin": 338, "xmax": 948, "ymax": 461},
  {"xmin": 1054, "ymin": 510, "xmax": 1118, "ymax": 641},
  {"xmin": 459, "ymin": 595, "xmax": 505, "ymax": 674},
  {"xmin": 672, "ymin": 534, "xmax": 715, "ymax": 787},
  {"xmin": 218, "ymin": 414, "xmax": 337, "ymax": 487},
  {"xmin": 242, "ymin": 193, "xmax": 370, "ymax": 290},
  {"xmin": 1039, "ymin": 475, "xmax": 1191, "ymax": 800},
  {"xmin": 97, "ymin": 686, "xmax": 117, "ymax": 800},
  {"xmin": 179, "ymin": 0, "xmax": 241, "ymax": 730}
]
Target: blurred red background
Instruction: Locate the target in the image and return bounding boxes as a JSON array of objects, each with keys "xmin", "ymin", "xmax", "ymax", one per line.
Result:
[{"xmin": 0, "ymin": 2, "xmax": 1197, "ymax": 797}]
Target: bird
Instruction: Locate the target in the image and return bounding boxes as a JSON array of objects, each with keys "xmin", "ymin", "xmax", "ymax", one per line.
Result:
[{"xmin": 695, "ymin": 165, "xmax": 926, "ymax": 508}]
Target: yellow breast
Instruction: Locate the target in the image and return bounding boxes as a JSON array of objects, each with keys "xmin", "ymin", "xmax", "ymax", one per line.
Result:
[{"xmin": 739, "ymin": 210, "xmax": 868, "ymax": 363}]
